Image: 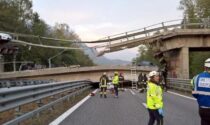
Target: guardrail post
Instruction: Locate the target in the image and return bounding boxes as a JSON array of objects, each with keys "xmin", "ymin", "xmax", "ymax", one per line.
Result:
[
  {"xmin": 183, "ymin": 18, "xmax": 187, "ymax": 29},
  {"xmin": 125, "ymin": 32, "xmax": 129, "ymax": 41},
  {"xmin": 6, "ymin": 81, "xmax": 11, "ymax": 88},
  {"xmin": 36, "ymin": 100, "xmax": 43, "ymax": 117},
  {"xmin": 162, "ymin": 22, "xmax": 167, "ymax": 31},
  {"xmin": 36, "ymin": 100, "xmax": 43, "ymax": 107},
  {"xmin": 144, "ymin": 28, "xmax": 148, "ymax": 37},
  {"xmin": 13, "ymin": 54, "xmax": 17, "ymax": 72},
  {"xmin": 15, "ymin": 106, "xmax": 22, "ymax": 118},
  {"xmin": 108, "ymin": 36, "xmax": 111, "ymax": 48}
]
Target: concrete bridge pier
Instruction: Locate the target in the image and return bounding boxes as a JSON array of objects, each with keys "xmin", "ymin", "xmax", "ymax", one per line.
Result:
[
  {"xmin": 164, "ymin": 47, "xmax": 189, "ymax": 79},
  {"xmin": 179, "ymin": 47, "xmax": 189, "ymax": 79}
]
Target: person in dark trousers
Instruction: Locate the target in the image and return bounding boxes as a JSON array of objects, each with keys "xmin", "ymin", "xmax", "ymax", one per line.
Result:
[
  {"xmin": 147, "ymin": 71, "xmax": 164, "ymax": 125},
  {"xmin": 138, "ymin": 73, "xmax": 143, "ymax": 87},
  {"xmin": 119, "ymin": 72, "xmax": 124, "ymax": 91},
  {"xmin": 191, "ymin": 58, "xmax": 210, "ymax": 125},
  {"xmin": 99, "ymin": 72, "xmax": 109, "ymax": 98},
  {"xmin": 112, "ymin": 72, "xmax": 119, "ymax": 98},
  {"xmin": 162, "ymin": 64, "xmax": 168, "ymax": 91},
  {"xmin": 143, "ymin": 73, "xmax": 148, "ymax": 92}
]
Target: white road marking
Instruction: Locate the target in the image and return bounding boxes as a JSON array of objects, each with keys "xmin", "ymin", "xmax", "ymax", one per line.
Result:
[
  {"xmin": 49, "ymin": 89, "xmax": 98, "ymax": 125},
  {"xmin": 142, "ymin": 103, "xmax": 147, "ymax": 108},
  {"xmin": 130, "ymin": 89, "xmax": 136, "ymax": 95},
  {"xmin": 167, "ymin": 91, "xmax": 196, "ymax": 101}
]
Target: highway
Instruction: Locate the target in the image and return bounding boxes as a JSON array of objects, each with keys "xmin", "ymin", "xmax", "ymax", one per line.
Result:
[{"xmin": 52, "ymin": 89, "xmax": 200, "ymax": 125}]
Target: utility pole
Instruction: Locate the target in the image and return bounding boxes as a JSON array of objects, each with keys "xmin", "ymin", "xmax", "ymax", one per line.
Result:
[
  {"xmin": 48, "ymin": 50, "xmax": 66, "ymax": 68},
  {"xmin": 13, "ymin": 54, "xmax": 17, "ymax": 72},
  {"xmin": 0, "ymin": 54, "xmax": 4, "ymax": 72}
]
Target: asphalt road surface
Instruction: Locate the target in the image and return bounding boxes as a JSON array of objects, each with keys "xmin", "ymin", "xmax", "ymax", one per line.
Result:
[{"xmin": 58, "ymin": 89, "xmax": 200, "ymax": 125}]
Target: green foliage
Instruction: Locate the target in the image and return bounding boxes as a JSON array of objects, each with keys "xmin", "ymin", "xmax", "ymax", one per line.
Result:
[
  {"xmin": 179, "ymin": 0, "xmax": 210, "ymax": 19},
  {"xmin": 0, "ymin": 0, "xmax": 94, "ymax": 71},
  {"xmin": 179, "ymin": 0, "xmax": 210, "ymax": 78},
  {"xmin": 134, "ymin": 45, "xmax": 160, "ymax": 66},
  {"xmin": 189, "ymin": 52, "xmax": 210, "ymax": 78}
]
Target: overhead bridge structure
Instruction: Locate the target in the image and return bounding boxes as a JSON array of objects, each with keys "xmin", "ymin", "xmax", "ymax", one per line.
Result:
[
  {"xmin": 1, "ymin": 19, "xmax": 210, "ymax": 78},
  {"xmin": 0, "ymin": 66, "xmax": 157, "ymax": 83},
  {"xmin": 92, "ymin": 19, "xmax": 210, "ymax": 79}
]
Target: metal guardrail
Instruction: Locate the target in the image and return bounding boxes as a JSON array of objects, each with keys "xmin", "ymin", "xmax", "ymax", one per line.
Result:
[
  {"xmin": 0, "ymin": 80, "xmax": 91, "ymax": 112},
  {"xmin": 0, "ymin": 79, "xmax": 57, "ymax": 88},
  {"xmin": 3, "ymin": 86, "xmax": 91, "ymax": 125},
  {"xmin": 167, "ymin": 78, "xmax": 192, "ymax": 92},
  {"xmin": 0, "ymin": 80, "xmax": 92, "ymax": 125}
]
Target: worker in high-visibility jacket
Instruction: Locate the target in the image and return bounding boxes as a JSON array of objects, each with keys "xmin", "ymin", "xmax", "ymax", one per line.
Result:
[
  {"xmin": 147, "ymin": 71, "xmax": 163, "ymax": 125},
  {"xmin": 112, "ymin": 71, "xmax": 119, "ymax": 97},
  {"xmin": 99, "ymin": 72, "xmax": 109, "ymax": 98},
  {"xmin": 191, "ymin": 58, "xmax": 210, "ymax": 125}
]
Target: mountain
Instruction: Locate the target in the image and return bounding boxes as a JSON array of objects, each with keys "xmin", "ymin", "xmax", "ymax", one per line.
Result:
[{"xmin": 79, "ymin": 43, "xmax": 130, "ymax": 65}]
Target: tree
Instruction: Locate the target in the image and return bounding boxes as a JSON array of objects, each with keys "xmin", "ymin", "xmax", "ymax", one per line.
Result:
[
  {"xmin": 189, "ymin": 52, "xmax": 210, "ymax": 78},
  {"xmin": 1, "ymin": 0, "xmax": 95, "ymax": 71},
  {"xmin": 179, "ymin": 0, "xmax": 210, "ymax": 78},
  {"xmin": 179, "ymin": 0, "xmax": 197, "ymax": 19},
  {"xmin": 134, "ymin": 45, "xmax": 160, "ymax": 66},
  {"xmin": 179, "ymin": 0, "xmax": 210, "ymax": 20}
]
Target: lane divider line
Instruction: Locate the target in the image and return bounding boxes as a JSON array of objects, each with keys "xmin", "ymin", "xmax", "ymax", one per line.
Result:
[
  {"xmin": 49, "ymin": 89, "xmax": 98, "ymax": 125},
  {"xmin": 130, "ymin": 89, "xmax": 136, "ymax": 95},
  {"xmin": 167, "ymin": 91, "xmax": 196, "ymax": 101}
]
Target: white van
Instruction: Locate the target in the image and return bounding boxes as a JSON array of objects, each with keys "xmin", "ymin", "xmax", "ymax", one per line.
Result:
[{"xmin": 0, "ymin": 33, "xmax": 12, "ymax": 42}]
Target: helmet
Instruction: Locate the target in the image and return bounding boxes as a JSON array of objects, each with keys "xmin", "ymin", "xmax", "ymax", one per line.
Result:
[
  {"xmin": 103, "ymin": 72, "xmax": 106, "ymax": 75},
  {"xmin": 148, "ymin": 71, "xmax": 159, "ymax": 78},
  {"xmin": 204, "ymin": 58, "xmax": 210, "ymax": 68},
  {"xmin": 114, "ymin": 71, "xmax": 118, "ymax": 75}
]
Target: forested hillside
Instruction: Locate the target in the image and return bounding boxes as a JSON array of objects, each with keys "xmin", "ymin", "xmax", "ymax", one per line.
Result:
[{"xmin": 0, "ymin": 0, "xmax": 94, "ymax": 71}]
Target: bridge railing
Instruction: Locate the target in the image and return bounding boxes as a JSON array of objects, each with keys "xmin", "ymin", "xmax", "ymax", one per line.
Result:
[
  {"xmin": 0, "ymin": 80, "xmax": 92, "ymax": 125},
  {"xmin": 95, "ymin": 18, "xmax": 210, "ymax": 51},
  {"xmin": 167, "ymin": 78, "xmax": 192, "ymax": 92}
]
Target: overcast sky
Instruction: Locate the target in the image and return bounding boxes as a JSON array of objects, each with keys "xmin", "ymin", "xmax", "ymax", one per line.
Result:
[{"xmin": 32, "ymin": 0, "xmax": 183, "ymax": 61}]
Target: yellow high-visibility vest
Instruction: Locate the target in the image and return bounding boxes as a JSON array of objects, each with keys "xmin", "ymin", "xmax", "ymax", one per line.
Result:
[
  {"xmin": 112, "ymin": 75, "xmax": 119, "ymax": 85},
  {"xmin": 147, "ymin": 81, "xmax": 163, "ymax": 109}
]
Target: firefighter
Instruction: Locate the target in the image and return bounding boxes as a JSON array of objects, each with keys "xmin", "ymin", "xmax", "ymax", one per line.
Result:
[{"xmin": 99, "ymin": 72, "xmax": 109, "ymax": 98}]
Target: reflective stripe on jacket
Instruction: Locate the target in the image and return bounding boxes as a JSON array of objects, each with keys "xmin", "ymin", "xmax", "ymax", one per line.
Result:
[
  {"xmin": 100, "ymin": 76, "xmax": 108, "ymax": 87},
  {"xmin": 147, "ymin": 81, "xmax": 163, "ymax": 109},
  {"xmin": 192, "ymin": 72, "xmax": 210, "ymax": 107}
]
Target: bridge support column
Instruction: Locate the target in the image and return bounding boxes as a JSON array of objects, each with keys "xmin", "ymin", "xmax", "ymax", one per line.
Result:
[
  {"xmin": 179, "ymin": 47, "xmax": 189, "ymax": 79},
  {"xmin": 0, "ymin": 54, "xmax": 4, "ymax": 72},
  {"xmin": 166, "ymin": 47, "xmax": 189, "ymax": 79}
]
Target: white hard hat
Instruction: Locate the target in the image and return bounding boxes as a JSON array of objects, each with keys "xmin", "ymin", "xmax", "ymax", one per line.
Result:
[
  {"xmin": 204, "ymin": 58, "xmax": 210, "ymax": 68},
  {"xmin": 103, "ymin": 72, "xmax": 106, "ymax": 75},
  {"xmin": 148, "ymin": 71, "xmax": 159, "ymax": 78}
]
